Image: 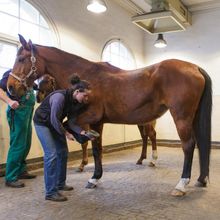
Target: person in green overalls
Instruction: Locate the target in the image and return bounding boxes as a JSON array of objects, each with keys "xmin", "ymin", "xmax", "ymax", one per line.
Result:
[{"xmin": 0, "ymin": 69, "xmax": 36, "ymax": 188}]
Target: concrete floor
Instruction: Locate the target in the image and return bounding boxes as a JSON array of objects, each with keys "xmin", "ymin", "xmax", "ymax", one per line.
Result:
[{"xmin": 0, "ymin": 146, "xmax": 219, "ymax": 220}]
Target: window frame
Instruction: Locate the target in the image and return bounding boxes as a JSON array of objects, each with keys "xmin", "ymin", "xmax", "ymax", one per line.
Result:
[{"xmin": 101, "ymin": 38, "xmax": 136, "ymax": 70}]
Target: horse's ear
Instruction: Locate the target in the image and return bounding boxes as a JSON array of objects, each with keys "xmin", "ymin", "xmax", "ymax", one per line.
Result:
[
  {"xmin": 28, "ymin": 39, "xmax": 34, "ymax": 51},
  {"xmin": 18, "ymin": 34, "xmax": 29, "ymax": 50}
]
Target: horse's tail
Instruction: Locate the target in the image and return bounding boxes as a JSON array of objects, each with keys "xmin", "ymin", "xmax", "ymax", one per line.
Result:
[{"xmin": 194, "ymin": 67, "xmax": 212, "ymax": 183}]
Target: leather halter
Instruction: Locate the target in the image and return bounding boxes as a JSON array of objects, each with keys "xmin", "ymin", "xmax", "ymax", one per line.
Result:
[{"xmin": 9, "ymin": 47, "xmax": 37, "ymax": 89}]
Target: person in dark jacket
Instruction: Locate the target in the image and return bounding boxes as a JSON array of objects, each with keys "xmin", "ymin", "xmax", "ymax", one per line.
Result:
[
  {"xmin": 33, "ymin": 75, "xmax": 98, "ymax": 202},
  {"xmin": 0, "ymin": 69, "xmax": 36, "ymax": 188}
]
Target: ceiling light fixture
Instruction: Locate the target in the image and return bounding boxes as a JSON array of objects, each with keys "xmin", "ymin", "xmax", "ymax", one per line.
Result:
[
  {"xmin": 87, "ymin": 0, "xmax": 107, "ymax": 13},
  {"xmin": 154, "ymin": 34, "xmax": 167, "ymax": 48}
]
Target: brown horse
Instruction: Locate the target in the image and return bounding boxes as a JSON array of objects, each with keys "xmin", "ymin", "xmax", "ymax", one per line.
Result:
[
  {"xmin": 35, "ymin": 74, "xmax": 158, "ymax": 170},
  {"xmin": 7, "ymin": 35, "xmax": 212, "ymax": 196}
]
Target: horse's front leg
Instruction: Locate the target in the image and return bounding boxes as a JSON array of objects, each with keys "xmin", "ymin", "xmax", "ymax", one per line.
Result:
[
  {"xmin": 86, "ymin": 123, "xmax": 103, "ymax": 189},
  {"xmin": 76, "ymin": 124, "xmax": 90, "ymax": 172},
  {"xmin": 76, "ymin": 142, "xmax": 89, "ymax": 172},
  {"xmin": 136, "ymin": 125, "xmax": 148, "ymax": 165}
]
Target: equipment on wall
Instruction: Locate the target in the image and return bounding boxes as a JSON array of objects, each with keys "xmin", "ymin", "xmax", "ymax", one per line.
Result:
[{"xmin": 132, "ymin": 0, "xmax": 191, "ymax": 34}]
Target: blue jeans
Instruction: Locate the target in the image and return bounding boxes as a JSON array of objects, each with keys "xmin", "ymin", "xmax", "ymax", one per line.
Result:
[{"xmin": 34, "ymin": 125, "xmax": 68, "ymax": 196}]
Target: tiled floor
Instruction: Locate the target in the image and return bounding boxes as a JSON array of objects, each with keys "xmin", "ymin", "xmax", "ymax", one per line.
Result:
[{"xmin": 0, "ymin": 146, "xmax": 219, "ymax": 220}]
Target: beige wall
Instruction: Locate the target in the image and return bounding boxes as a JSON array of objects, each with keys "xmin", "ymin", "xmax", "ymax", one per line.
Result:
[
  {"xmin": 1, "ymin": 1, "xmax": 219, "ymax": 164},
  {"xmin": 0, "ymin": 0, "xmax": 144, "ymax": 164},
  {"xmin": 143, "ymin": 9, "xmax": 220, "ymax": 142}
]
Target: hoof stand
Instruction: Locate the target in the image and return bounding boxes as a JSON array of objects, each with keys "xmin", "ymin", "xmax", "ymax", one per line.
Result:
[{"xmin": 171, "ymin": 189, "xmax": 186, "ymax": 197}]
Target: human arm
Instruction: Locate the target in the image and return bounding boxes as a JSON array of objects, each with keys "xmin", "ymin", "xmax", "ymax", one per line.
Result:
[
  {"xmin": 0, "ymin": 88, "xmax": 19, "ymax": 109},
  {"xmin": 67, "ymin": 117, "xmax": 85, "ymax": 134},
  {"xmin": 49, "ymin": 93, "xmax": 68, "ymax": 135}
]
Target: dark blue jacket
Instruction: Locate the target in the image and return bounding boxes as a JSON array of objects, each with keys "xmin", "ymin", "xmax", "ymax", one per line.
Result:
[
  {"xmin": 33, "ymin": 89, "xmax": 87, "ymax": 135},
  {"xmin": 0, "ymin": 69, "xmax": 19, "ymax": 101}
]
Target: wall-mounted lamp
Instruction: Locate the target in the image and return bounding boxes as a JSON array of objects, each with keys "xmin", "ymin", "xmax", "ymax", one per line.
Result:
[
  {"xmin": 87, "ymin": 0, "xmax": 107, "ymax": 13},
  {"xmin": 154, "ymin": 34, "xmax": 167, "ymax": 48}
]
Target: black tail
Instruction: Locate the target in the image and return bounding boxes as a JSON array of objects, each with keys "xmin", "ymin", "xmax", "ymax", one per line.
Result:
[{"xmin": 194, "ymin": 67, "xmax": 212, "ymax": 183}]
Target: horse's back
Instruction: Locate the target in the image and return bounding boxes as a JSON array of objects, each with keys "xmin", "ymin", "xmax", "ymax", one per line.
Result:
[{"xmin": 151, "ymin": 59, "xmax": 205, "ymax": 95}]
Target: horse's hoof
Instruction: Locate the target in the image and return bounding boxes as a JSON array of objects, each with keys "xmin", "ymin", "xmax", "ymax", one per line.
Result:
[
  {"xmin": 148, "ymin": 161, "xmax": 156, "ymax": 167},
  {"xmin": 195, "ymin": 181, "xmax": 207, "ymax": 188},
  {"xmin": 171, "ymin": 189, "xmax": 186, "ymax": 197},
  {"xmin": 136, "ymin": 160, "xmax": 142, "ymax": 165},
  {"xmin": 76, "ymin": 167, "xmax": 84, "ymax": 172},
  {"xmin": 85, "ymin": 182, "xmax": 96, "ymax": 189}
]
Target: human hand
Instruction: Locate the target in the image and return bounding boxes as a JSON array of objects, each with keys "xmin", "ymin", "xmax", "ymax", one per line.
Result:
[
  {"xmin": 65, "ymin": 131, "xmax": 75, "ymax": 141},
  {"xmin": 80, "ymin": 130, "xmax": 86, "ymax": 135},
  {"xmin": 8, "ymin": 100, "xmax": 19, "ymax": 109}
]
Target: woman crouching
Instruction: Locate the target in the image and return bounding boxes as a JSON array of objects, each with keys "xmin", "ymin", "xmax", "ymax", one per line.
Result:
[{"xmin": 33, "ymin": 75, "xmax": 96, "ymax": 202}]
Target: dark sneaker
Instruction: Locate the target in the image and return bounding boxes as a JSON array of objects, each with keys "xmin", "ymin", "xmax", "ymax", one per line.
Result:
[
  {"xmin": 45, "ymin": 193, "xmax": 68, "ymax": 202},
  {"xmin": 85, "ymin": 130, "xmax": 100, "ymax": 140},
  {"xmin": 18, "ymin": 171, "xmax": 37, "ymax": 179},
  {"xmin": 58, "ymin": 185, "xmax": 74, "ymax": 191},
  {"xmin": 5, "ymin": 180, "xmax": 25, "ymax": 188}
]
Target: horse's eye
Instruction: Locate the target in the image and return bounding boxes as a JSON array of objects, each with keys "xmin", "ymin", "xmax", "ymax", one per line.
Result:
[{"xmin": 18, "ymin": 57, "xmax": 25, "ymax": 62}]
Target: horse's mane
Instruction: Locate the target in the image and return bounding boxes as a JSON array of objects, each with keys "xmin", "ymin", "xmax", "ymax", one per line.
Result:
[
  {"xmin": 35, "ymin": 44, "xmax": 124, "ymax": 73},
  {"xmin": 18, "ymin": 43, "xmax": 126, "ymax": 75}
]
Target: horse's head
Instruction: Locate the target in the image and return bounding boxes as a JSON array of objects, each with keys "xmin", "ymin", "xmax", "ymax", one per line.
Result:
[
  {"xmin": 7, "ymin": 34, "xmax": 45, "ymax": 97},
  {"xmin": 35, "ymin": 74, "xmax": 56, "ymax": 103}
]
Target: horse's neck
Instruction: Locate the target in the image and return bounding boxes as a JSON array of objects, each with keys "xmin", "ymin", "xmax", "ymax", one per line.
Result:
[
  {"xmin": 40, "ymin": 48, "xmax": 95, "ymax": 75},
  {"xmin": 38, "ymin": 46, "xmax": 95, "ymax": 87}
]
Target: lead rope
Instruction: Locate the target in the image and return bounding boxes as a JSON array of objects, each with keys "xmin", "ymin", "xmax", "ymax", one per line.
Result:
[{"xmin": 9, "ymin": 109, "xmax": 15, "ymax": 132}]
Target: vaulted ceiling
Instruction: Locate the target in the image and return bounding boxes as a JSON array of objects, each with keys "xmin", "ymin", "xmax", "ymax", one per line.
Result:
[
  {"xmin": 116, "ymin": 0, "xmax": 220, "ymax": 14},
  {"xmin": 114, "ymin": 0, "xmax": 220, "ymax": 34}
]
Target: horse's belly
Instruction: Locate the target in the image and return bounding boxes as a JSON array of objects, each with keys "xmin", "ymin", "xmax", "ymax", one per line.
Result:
[{"xmin": 104, "ymin": 104, "xmax": 167, "ymax": 124}]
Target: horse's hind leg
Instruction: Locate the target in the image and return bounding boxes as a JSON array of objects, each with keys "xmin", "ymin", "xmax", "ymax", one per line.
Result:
[
  {"xmin": 148, "ymin": 124, "xmax": 157, "ymax": 167},
  {"xmin": 76, "ymin": 142, "xmax": 89, "ymax": 172},
  {"xmin": 171, "ymin": 118, "xmax": 196, "ymax": 197},
  {"xmin": 136, "ymin": 125, "xmax": 148, "ymax": 165}
]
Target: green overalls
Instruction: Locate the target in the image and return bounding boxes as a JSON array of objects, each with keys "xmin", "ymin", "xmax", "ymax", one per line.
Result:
[{"xmin": 5, "ymin": 90, "xmax": 35, "ymax": 182}]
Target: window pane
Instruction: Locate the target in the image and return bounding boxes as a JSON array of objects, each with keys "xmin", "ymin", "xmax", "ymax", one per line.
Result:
[
  {"xmin": 102, "ymin": 40, "xmax": 135, "ymax": 70},
  {"xmin": 0, "ymin": 12, "xmax": 19, "ymax": 36},
  {"xmin": 0, "ymin": 67, "xmax": 9, "ymax": 79},
  {"xmin": 20, "ymin": 0, "xmax": 39, "ymax": 24},
  {"xmin": 0, "ymin": 0, "xmax": 18, "ymax": 16},
  {"xmin": 20, "ymin": 20, "xmax": 39, "ymax": 43},
  {"xmin": 119, "ymin": 43, "xmax": 126, "ymax": 58},
  {"xmin": 40, "ymin": 27, "xmax": 54, "ymax": 46},
  {"xmin": 40, "ymin": 15, "xmax": 49, "ymax": 28},
  {"xmin": 0, "ymin": 42, "xmax": 17, "ymax": 77},
  {"xmin": 110, "ymin": 42, "xmax": 119, "ymax": 55},
  {"xmin": 0, "ymin": 0, "xmax": 55, "ymax": 51},
  {"xmin": 111, "ymin": 54, "xmax": 119, "ymax": 67},
  {"xmin": 102, "ymin": 51, "xmax": 110, "ymax": 62}
]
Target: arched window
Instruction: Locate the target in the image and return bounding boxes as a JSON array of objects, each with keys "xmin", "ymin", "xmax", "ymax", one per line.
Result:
[
  {"xmin": 0, "ymin": 0, "xmax": 57, "ymax": 77},
  {"xmin": 102, "ymin": 39, "xmax": 136, "ymax": 70}
]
